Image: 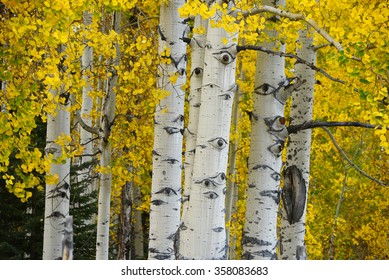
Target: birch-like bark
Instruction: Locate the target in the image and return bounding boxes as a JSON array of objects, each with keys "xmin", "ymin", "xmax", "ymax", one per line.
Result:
[
  {"xmin": 77, "ymin": 12, "xmax": 96, "ymax": 227},
  {"xmin": 225, "ymin": 62, "xmax": 243, "ymax": 259},
  {"xmin": 182, "ymin": 15, "xmax": 208, "ymax": 222},
  {"xmin": 178, "ymin": 2, "xmax": 238, "ymax": 259},
  {"xmin": 280, "ymin": 28, "xmax": 316, "ymax": 260},
  {"xmin": 95, "ymin": 11, "xmax": 121, "ymax": 260},
  {"xmin": 43, "ymin": 85, "xmax": 71, "ymax": 260},
  {"xmin": 242, "ymin": 0, "xmax": 289, "ymax": 260},
  {"xmin": 148, "ymin": 0, "xmax": 187, "ymax": 260}
]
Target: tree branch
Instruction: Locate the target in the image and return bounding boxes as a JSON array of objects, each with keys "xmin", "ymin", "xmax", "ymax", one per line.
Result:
[
  {"xmin": 70, "ymin": 94, "xmax": 100, "ymax": 135},
  {"xmin": 287, "ymin": 120, "xmax": 381, "ymax": 135},
  {"xmin": 321, "ymin": 127, "xmax": 387, "ymax": 187},
  {"xmin": 232, "ymin": 5, "xmax": 343, "ymax": 52},
  {"xmin": 237, "ymin": 45, "xmax": 346, "ymax": 85}
]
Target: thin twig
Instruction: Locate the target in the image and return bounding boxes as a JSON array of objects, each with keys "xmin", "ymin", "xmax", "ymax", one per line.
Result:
[{"xmin": 322, "ymin": 127, "xmax": 387, "ymax": 186}]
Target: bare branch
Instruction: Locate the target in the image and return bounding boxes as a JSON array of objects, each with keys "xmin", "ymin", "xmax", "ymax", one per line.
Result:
[
  {"xmin": 321, "ymin": 127, "xmax": 387, "ymax": 186},
  {"xmin": 237, "ymin": 45, "xmax": 346, "ymax": 84},
  {"xmin": 232, "ymin": 5, "xmax": 343, "ymax": 52},
  {"xmin": 287, "ymin": 120, "xmax": 381, "ymax": 135},
  {"xmin": 70, "ymin": 94, "xmax": 100, "ymax": 135}
]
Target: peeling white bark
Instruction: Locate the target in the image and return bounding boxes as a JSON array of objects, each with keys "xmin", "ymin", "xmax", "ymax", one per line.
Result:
[
  {"xmin": 178, "ymin": 3, "xmax": 238, "ymax": 259},
  {"xmin": 280, "ymin": 28, "xmax": 316, "ymax": 260},
  {"xmin": 148, "ymin": 0, "xmax": 187, "ymax": 260}
]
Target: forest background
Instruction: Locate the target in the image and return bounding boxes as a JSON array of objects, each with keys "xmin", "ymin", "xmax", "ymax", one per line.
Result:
[{"xmin": 0, "ymin": 0, "xmax": 388, "ymax": 260}]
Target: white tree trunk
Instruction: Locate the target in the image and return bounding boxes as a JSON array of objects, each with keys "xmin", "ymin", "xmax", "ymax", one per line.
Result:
[
  {"xmin": 148, "ymin": 0, "xmax": 187, "ymax": 260},
  {"xmin": 182, "ymin": 15, "xmax": 208, "ymax": 222},
  {"xmin": 242, "ymin": 0, "xmax": 289, "ymax": 260},
  {"xmin": 79, "ymin": 11, "xmax": 95, "ymax": 197},
  {"xmin": 178, "ymin": 2, "xmax": 238, "ymax": 259},
  {"xmin": 43, "ymin": 85, "xmax": 71, "ymax": 260},
  {"xmin": 95, "ymin": 11, "xmax": 121, "ymax": 260},
  {"xmin": 280, "ymin": 28, "xmax": 316, "ymax": 260}
]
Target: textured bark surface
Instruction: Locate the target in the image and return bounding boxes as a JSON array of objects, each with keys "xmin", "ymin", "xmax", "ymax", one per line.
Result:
[
  {"xmin": 182, "ymin": 15, "xmax": 207, "ymax": 224},
  {"xmin": 177, "ymin": 3, "xmax": 237, "ymax": 259},
  {"xmin": 242, "ymin": 0, "xmax": 287, "ymax": 260},
  {"xmin": 148, "ymin": 0, "xmax": 187, "ymax": 260},
  {"xmin": 96, "ymin": 11, "xmax": 121, "ymax": 260},
  {"xmin": 43, "ymin": 86, "xmax": 70, "ymax": 260},
  {"xmin": 280, "ymin": 28, "xmax": 316, "ymax": 260}
]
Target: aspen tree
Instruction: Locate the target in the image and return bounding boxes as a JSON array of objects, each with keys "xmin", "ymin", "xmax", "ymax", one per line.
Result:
[
  {"xmin": 280, "ymin": 28, "xmax": 316, "ymax": 260},
  {"xmin": 96, "ymin": 11, "xmax": 121, "ymax": 260},
  {"xmin": 242, "ymin": 0, "xmax": 292, "ymax": 260},
  {"xmin": 182, "ymin": 15, "xmax": 208, "ymax": 223},
  {"xmin": 148, "ymin": 0, "xmax": 188, "ymax": 260},
  {"xmin": 43, "ymin": 48, "xmax": 71, "ymax": 260},
  {"xmin": 178, "ymin": 0, "xmax": 238, "ymax": 259}
]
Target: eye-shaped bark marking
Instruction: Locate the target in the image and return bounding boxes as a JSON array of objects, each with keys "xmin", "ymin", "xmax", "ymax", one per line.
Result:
[
  {"xmin": 191, "ymin": 67, "xmax": 203, "ymax": 77},
  {"xmin": 162, "ymin": 158, "xmax": 180, "ymax": 165},
  {"xmin": 203, "ymin": 191, "xmax": 219, "ymax": 199},
  {"xmin": 172, "ymin": 114, "xmax": 185, "ymax": 123},
  {"xmin": 155, "ymin": 187, "xmax": 178, "ymax": 196},
  {"xmin": 195, "ymin": 172, "xmax": 226, "ymax": 188},
  {"xmin": 264, "ymin": 115, "xmax": 286, "ymax": 130},
  {"xmin": 151, "ymin": 199, "xmax": 168, "ymax": 206},
  {"xmin": 213, "ymin": 45, "xmax": 237, "ymax": 65},
  {"xmin": 252, "ymin": 165, "xmax": 281, "ymax": 182},
  {"xmin": 282, "ymin": 165, "xmax": 306, "ymax": 224},
  {"xmin": 179, "ymin": 223, "xmax": 188, "ymax": 231},
  {"xmin": 212, "ymin": 227, "xmax": 224, "ymax": 233},
  {"xmin": 219, "ymin": 92, "xmax": 233, "ymax": 100},
  {"xmin": 260, "ymin": 190, "xmax": 281, "ymax": 204},
  {"xmin": 208, "ymin": 137, "xmax": 228, "ymax": 150},
  {"xmin": 267, "ymin": 140, "xmax": 285, "ymax": 157},
  {"xmin": 254, "ymin": 83, "xmax": 276, "ymax": 95},
  {"xmin": 163, "ymin": 126, "xmax": 181, "ymax": 135}
]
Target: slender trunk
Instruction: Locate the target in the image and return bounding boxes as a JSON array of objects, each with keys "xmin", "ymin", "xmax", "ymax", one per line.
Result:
[
  {"xmin": 242, "ymin": 0, "xmax": 289, "ymax": 260},
  {"xmin": 95, "ymin": 11, "xmax": 121, "ymax": 260},
  {"xmin": 117, "ymin": 176, "xmax": 132, "ymax": 260},
  {"xmin": 79, "ymin": 11, "xmax": 96, "ymax": 198},
  {"xmin": 43, "ymin": 84, "xmax": 71, "ymax": 260},
  {"xmin": 225, "ymin": 66, "xmax": 242, "ymax": 259},
  {"xmin": 148, "ymin": 0, "xmax": 187, "ymax": 260},
  {"xmin": 178, "ymin": 1, "xmax": 238, "ymax": 259},
  {"xmin": 279, "ymin": 28, "xmax": 316, "ymax": 260},
  {"xmin": 132, "ymin": 185, "xmax": 145, "ymax": 260},
  {"xmin": 328, "ymin": 168, "xmax": 347, "ymax": 259},
  {"xmin": 182, "ymin": 14, "xmax": 208, "ymax": 224}
]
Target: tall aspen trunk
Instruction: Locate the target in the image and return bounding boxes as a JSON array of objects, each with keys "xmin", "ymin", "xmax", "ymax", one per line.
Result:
[
  {"xmin": 148, "ymin": 0, "xmax": 187, "ymax": 260},
  {"xmin": 177, "ymin": 1, "xmax": 237, "ymax": 259},
  {"xmin": 79, "ymin": 11, "xmax": 95, "ymax": 200},
  {"xmin": 242, "ymin": 0, "xmax": 289, "ymax": 260},
  {"xmin": 280, "ymin": 29, "xmax": 316, "ymax": 260},
  {"xmin": 182, "ymin": 15, "xmax": 208, "ymax": 222},
  {"xmin": 96, "ymin": 11, "xmax": 121, "ymax": 260},
  {"xmin": 43, "ymin": 86, "xmax": 71, "ymax": 260}
]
